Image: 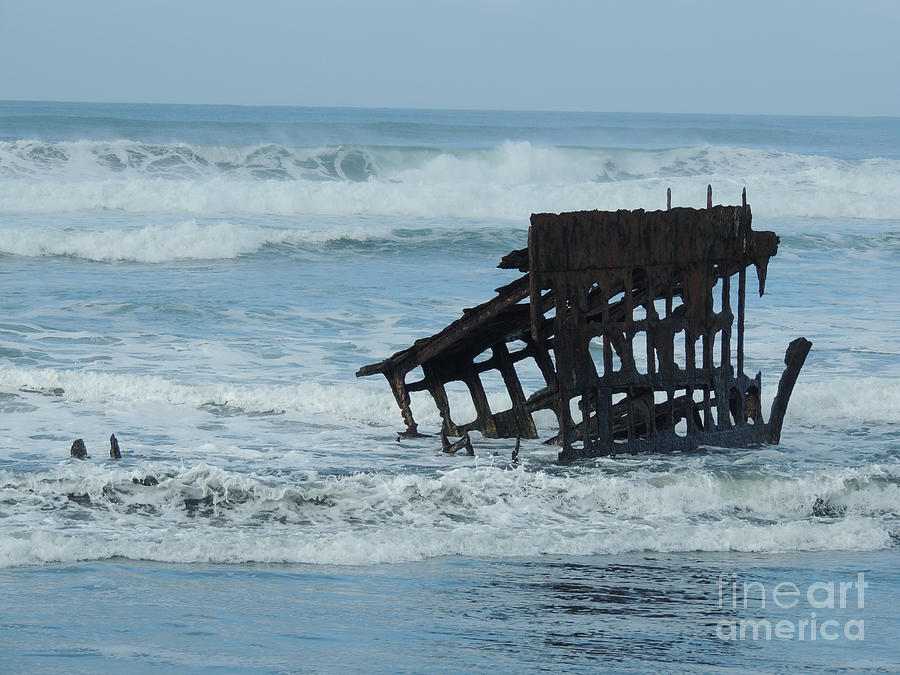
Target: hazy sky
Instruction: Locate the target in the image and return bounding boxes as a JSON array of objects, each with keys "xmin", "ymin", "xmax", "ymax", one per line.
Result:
[{"xmin": 1, "ymin": 0, "xmax": 897, "ymax": 116}]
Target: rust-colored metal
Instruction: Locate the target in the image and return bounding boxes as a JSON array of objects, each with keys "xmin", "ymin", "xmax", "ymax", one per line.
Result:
[{"xmin": 357, "ymin": 188, "xmax": 811, "ymax": 461}]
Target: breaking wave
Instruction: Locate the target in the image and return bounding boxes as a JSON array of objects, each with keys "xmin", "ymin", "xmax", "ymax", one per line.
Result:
[
  {"xmin": 0, "ymin": 219, "xmax": 399, "ymax": 262},
  {"xmin": 1, "ymin": 140, "xmax": 899, "ymax": 220},
  {"xmin": 0, "ymin": 364, "xmax": 401, "ymax": 426},
  {"xmin": 0, "ymin": 460, "xmax": 896, "ymax": 567},
  {"xmin": 0, "ymin": 140, "xmax": 379, "ymax": 182}
]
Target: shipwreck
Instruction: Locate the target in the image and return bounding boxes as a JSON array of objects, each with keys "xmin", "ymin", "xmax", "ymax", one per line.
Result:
[{"xmin": 358, "ymin": 188, "xmax": 811, "ymax": 462}]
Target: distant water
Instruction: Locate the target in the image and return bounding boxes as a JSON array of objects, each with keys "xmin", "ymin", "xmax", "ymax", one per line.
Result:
[{"xmin": 0, "ymin": 101, "xmax": 898, "ymax": 672}]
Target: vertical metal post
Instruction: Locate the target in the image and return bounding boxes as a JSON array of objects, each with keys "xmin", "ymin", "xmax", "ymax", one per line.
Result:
[
  {"xmin": 721, "ymin": 268, "xmax": 731, "ymax": 370},
  {"xmin": 465, "ymin": 369, "xmax": 497, "ymax": 437},
  {"xmin": 494, "ymin": 342, "xmax": 536, "ymax": 438},
  {"xmin": 702, "ymin": 332, "xmax": 713, "ymax": 429},
  {"xmin": 685, "ymin": 331, "xmax": 696, "ymax": 433},
  {"xmin": 738, "ymin": 268, "xmax": 746, "ymax": 378},
  {"xmin": 719, "ymin": 265, "xmax": 733, "ymax": 428}
]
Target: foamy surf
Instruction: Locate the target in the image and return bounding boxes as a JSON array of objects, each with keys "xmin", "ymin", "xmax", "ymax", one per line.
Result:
[
  {"xmin": 0, "ymin": 219, "xmax": 398, "ymax": 262},
  {"xmin": 1, "ymin": 140, "xmax": 899, "ymax": 220},
  {"xmin": 0, "ymin": 461, "xmax": 896, "ymax": 568},
  {"xmin": 0, "ymin": 364, "xmax": 402, "ymax": 425},
  {"xmin": 1, "ymin": 363, "xmax": 898, "ymax": 430}
]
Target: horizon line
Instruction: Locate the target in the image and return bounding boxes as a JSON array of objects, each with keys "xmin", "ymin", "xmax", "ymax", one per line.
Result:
[{"xmin": 2, "ymin": 98, "xmax": 898, "ymax": 121}]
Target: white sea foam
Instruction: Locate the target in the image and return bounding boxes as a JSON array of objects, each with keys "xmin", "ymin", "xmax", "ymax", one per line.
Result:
[
  {"xmin": 1, "ymin": 364, "xmax": 898, "ymax": 430},
  {"xmin": 0, "ymin": 461, "xmax": 895, "ymax": 567},
  {"xmin": 0, "ymin": 219, "xmax": 395, "ymax": 262},
  {"xmin": 1, "ymin": 140, "xmax": 899, "ymax": 220},
  {"xmin": 0, "ymin": 364, "xmax": 401, "ymax": 425},
  {"xmin": 788, "ymin": 377, "xmax": 900, "ymax": 426}
]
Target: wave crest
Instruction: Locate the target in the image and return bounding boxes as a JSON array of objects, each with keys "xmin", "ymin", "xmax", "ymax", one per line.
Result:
[
  {"xmin": 0, "ymin": 140, "xmax": 378, "ymax": 182},
  {"xmin": 1, "ymin": 140, "xmax": 899, "ymax": 220},
  {"xmin": 0, "ymin": 219, "xmax": 396, "ymax": 262},
  {"xmin": 0, "ymin": 461, "xmax": 896, "ymax": 567}
]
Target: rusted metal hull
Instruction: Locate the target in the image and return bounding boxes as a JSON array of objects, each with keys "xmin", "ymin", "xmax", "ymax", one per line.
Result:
[
  {"xmin": 358, "ymin": 189, "xmax": 810, "ymax": 461},
  {"xmin": 556, "ymin": 336, "xmax": 811, "ymax": 461}
]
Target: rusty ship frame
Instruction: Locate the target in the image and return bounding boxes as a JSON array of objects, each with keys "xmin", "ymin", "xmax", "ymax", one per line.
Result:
[{"xmin": 358, "ymin": 188, "xmax": 811, "ymax": 462}]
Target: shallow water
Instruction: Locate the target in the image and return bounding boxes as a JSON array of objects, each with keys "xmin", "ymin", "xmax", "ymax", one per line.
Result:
[{"xmin": 2, "ymin": 551, "xmax": 898, "ymax": 673}]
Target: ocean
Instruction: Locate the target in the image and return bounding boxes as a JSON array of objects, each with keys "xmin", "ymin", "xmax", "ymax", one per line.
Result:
[{"xmin": 0, "ymin": 100, "xmax": 898, "ymax": 672}]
